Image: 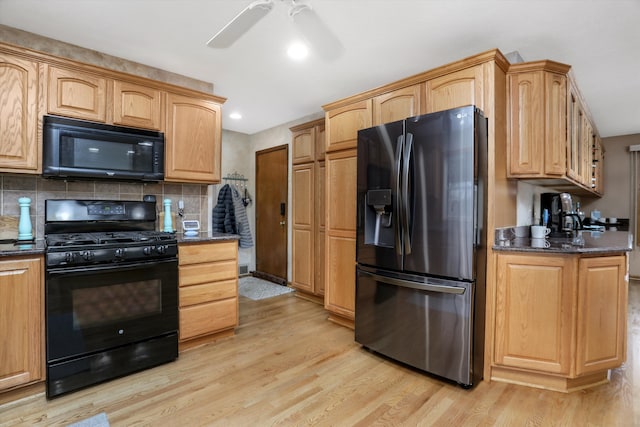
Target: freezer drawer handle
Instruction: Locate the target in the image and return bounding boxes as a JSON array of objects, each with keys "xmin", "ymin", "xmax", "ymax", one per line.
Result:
[{"xmin": 359, "ymin": 269, "xmax": 465, "ymax": 295}]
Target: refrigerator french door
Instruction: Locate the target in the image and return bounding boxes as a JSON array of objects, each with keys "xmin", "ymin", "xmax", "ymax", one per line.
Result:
[{"xmin": 355, "ymin": 105, "xmax": 487, "ymax": 387}]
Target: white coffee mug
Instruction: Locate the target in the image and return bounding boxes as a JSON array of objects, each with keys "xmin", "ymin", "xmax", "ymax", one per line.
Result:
[
  {"xmin": 531, "ymin": 225, "xmax": 551, "ymax": 239},
  {"xmin": 531, "ymin": 238, "xmax": 551, "ymax": 248},
  {"xmin": 609, "ymin": 217, "xmax": 618, "ymax": 224}
]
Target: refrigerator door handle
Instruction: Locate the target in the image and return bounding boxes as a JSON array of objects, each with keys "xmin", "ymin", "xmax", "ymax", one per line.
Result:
[
  {"xmin": 394, "ymin": 134, "xmax": 404, "ymax": 255},
  {"xmin": 359, "ymin": 269, "xmax": 466, "ymax": 295},
  {"xmin": 402, "ymin": 132, "xmax": 413, "ymax": 254}
]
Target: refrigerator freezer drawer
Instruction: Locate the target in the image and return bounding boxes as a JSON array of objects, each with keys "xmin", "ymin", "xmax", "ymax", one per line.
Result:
[{"xmin": 355, "ymin": 267, "xmax": 476, "ymax": 387}]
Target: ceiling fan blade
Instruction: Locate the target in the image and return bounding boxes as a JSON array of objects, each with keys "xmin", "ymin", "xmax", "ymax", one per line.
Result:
[
  {"xmin": 289, "ymin": 1, "xmax": 344, "ymax": 61},
  {"xmin": 207, "ymin": 0, "xmax": 274, "ymax": 48}
]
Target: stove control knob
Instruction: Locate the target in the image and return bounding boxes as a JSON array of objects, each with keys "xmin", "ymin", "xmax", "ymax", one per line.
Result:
[
  {"xmin": 157, "ymin": 245, "xmax": 167, "ymax": 254},
  {"xmin": 114, "ymin": 248, "xmax": 125, "ymax": 259},
  {"xmin": 65, "ymin": 252, "xmax": 74, "ymax": 263},
  {"xmin": 81, "ymin": 250, "xmax": 94, "ymax": 261},
  {"xmin": 143, "ymin": 246, "xmax": 153, "ymax": 256}
]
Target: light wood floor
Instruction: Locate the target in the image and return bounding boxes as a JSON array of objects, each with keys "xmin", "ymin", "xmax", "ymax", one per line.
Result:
[{"xmin": 2, "ymin": 283, "xmax": 640, "ymax": 426}]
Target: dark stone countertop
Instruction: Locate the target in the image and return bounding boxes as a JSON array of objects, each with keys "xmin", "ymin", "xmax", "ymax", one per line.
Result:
[
  {"xmin": 176, "ymin": 231, "xmax": 240, "ymax": 244},
  {"xmin": 493, "ymin": 230, "xmax": 632, "ymax": 255},
  {"xmin": 0, "ymin": 239, "xmax": 45, "ymax": 257}
]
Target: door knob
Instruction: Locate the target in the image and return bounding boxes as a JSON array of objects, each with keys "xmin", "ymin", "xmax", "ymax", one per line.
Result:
[{"xmin": 280, "ymin": 220, "xmax": 286, "ymax": 226}]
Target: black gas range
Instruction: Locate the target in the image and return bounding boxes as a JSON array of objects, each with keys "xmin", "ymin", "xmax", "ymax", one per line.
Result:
[{"xmin": 44, "ymin": 199, "xmax": 179, "ymax": 398}]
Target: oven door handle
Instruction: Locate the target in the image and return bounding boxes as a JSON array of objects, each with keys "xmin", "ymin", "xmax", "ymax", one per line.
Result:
[{"xmin": 46, "ymin": 258, "xmax": 177, "ymax": 275}]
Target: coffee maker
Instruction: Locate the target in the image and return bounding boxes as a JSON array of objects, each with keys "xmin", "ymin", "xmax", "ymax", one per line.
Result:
[{"xmin": 540, "ymin": 192, "xmax": 583, "ymax": 237}]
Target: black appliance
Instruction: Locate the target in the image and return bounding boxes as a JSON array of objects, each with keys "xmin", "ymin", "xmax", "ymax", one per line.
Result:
[
  {"xmin": 355, "ymin": 106, "xmax": 487, "ymax": 388},
  {"xmin": 44, "ymin": 199, "xmax": 178, "ymax": 398},
  {"xmin": 540, "ymin": 192, "xmax": 582, "ymax": 236},
  {"xmin": 43, "ymin": 115, "xmax": 165, "ymax": 182}
]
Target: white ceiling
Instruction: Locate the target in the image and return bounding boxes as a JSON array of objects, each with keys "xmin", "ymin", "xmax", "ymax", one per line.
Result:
[{"xmin": 0, "ymin": 0, "xmax": 638, "ymax": 137}]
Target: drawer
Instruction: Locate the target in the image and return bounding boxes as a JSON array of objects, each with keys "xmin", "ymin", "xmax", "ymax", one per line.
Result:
[
  {"xmin": 179, "ymin": 279, "xmax": 237, "ymax": 307},
  {"xmin": 179, "ymin": 241, "xmax": 238, "ymax": 265},
  {"xmin": 179, "ymin": 260, "xmax": 237, "ymax": 286},
  {"xmin": 179, "ymin": 298, "xmax": 237, "ymax": 340}
]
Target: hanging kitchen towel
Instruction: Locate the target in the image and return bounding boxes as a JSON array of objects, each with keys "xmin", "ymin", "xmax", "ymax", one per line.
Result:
[
  {"xmin": 212, "ymin": 184, "xmax": 236, "ymax": 234},
  {"xmin": 231, "ymin": 187, "xmax": 254, "ymax": 248}
]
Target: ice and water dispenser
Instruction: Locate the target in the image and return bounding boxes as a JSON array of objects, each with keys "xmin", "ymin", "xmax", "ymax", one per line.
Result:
[{"xmin": 364, "ymin": 189, "xmax": 394, "ymax": 248}]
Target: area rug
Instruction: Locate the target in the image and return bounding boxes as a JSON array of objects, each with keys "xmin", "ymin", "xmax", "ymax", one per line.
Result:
[
  {"xmin": 67, "ymin": 412, "xmax": 110, "ymax": 427},
  {"xmin": 239, "ymin": 276, "xmax": 294, "ymax": 300}
]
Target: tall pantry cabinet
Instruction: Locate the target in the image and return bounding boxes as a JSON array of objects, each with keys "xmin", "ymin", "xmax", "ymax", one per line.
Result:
[
  {"xmin": 291, "ymin": 119, "xmax": 326, "ymax": 302},
  {"xmin": 321, "ymin": 49, "xmax": 516, "ymax": 351}
]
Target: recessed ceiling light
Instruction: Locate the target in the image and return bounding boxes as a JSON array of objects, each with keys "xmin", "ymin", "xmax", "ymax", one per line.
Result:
[
  {"xmin": 229, "ymin": 112, "xmax": 242, "ymax": 120},
  {"xmin": 287, "ymin": 42, "xmax": 308, "ymax": 60}
]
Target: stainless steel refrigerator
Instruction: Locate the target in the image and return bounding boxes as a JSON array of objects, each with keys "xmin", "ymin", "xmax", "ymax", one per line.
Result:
[{"xmin": 355, "ymin": 105, "xmax": 487, "ymax": 388}]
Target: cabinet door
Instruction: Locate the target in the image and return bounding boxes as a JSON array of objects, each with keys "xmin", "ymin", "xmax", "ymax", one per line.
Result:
[
  {"xmin": 576, "ymin": 256, "xmax": 627, "ymax": 375},
  {"xmin": 372, "ymin": 84, "xmax": 422, "ymax": 125},
  {"xmin": 543, "ymin": 72, "xmax": 567, "ymax": 175},
  {"xmin": 315, "ymin": 161, "xmax": 326, "ymax": 295},
  {"xmin": 0, "ymin": 54, "xmax": 39, "ymax": 173},
  {"xmin": 292, "ymin": 164, "xmax": 314, "ymax": 292},
  {"xmin": 315, "ymin": 123, "xmax": 326, "ymax": 160},
  {"xmin": 165, "ymin": 93, "xmax": 221, "ymax": 183},
  {"xmin": 179, "ymin": 298, "xmax": 237, "ymax": 340},
  {"xmin": 292, "ymin": 126, "xmax": 315, "ymax": 164},
  {"xmin": 326, "ymin": 99, "xmax": 372, "ymax": 152},
  {"xmin": 425, "ymin": 65, "xmax": 483, "ymax": 114},
  {"xmin": 48, "ymin": 66, "xmax": 106, "ymax": 122},
  {"xmin": 0, "ymin": 258, "xmax": 42, "ymax": 391},
  {"xmin": 581, "ymin": 117, "xmax": 593, "ymax": 187},
  {"xmin": 113, "ymin": 80, "xmax": 162, "ymax": 130},
  {"xmin": 507, "ymin": 71, "xmax": 544, "ymax": 175},
  {"xmin": 567, "ymin": 85, "xmax": 582, "ymax": 181},
  {"xmin": 494, "ymin": 254, "xmax": 575, "ymax": 374},
  {"xmin": 325, "ymin": 149, "xmax": 357, "ymax": 320}
]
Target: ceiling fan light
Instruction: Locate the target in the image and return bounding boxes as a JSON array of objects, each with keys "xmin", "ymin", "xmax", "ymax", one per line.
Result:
[
  {"xmin": 206, "ymin": 0, "xmax": 274, "ymax": 48},
  {"xmin": 289, "ymin": 1, "xmax": 343, "ymax": 61},
  {"xmin": 287, "ymin": 42, "xmax": 309, "ymax": 60}
]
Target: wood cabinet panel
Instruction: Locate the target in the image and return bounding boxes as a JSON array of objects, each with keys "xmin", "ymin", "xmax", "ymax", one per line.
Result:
[
  {"xmin": 544, "ymin": 72, "xmax": 567, "ymax": 175},
  {"xmin": 179, "ymin": 298, "xmax": 237, "ymax": 340},
  {"xmin": 576, "ymin": 256, "xmax": 627, "ymax": 375},
  {"xmin": 315, "ymin": 123, "xmax": 326, "ymax": 160},
  {"xmin": 292, "ymin": 127, "xmax": 315, "ymax": 164},
  {"xmin": 292, "ymin": 229, "xmax": 313, "ymax": 293},
  {"xmin": 179, "ymin": 279, "xmax": 237, "ymax": 307},
  {"xmin": 326, "ymin": 149, "xmax": 357, "ymax": 234},
  {"xmin": 326, "ymin": 100, "xmax": 371, "ymax": 152},
  {"xmin": 165, "ymin": 93, "xmax": 221, "ymax": 183},
  {"xmin": 0, "ymin": 257, "xmax": 43, "ymax": 391},
  {"xmin": 494, "ymin": 254, "xmax": 575, "ymax": 374},
  {"xmin": 508, "ymin": 71, "xmax": 544, "ymax": 175},
  {"xmin": 292, "ymin": 165, "xmax": 313, "ymax": 226},
  {"xmin": 48, "ymin": 66, "xmax": 106, "ymax": 122},
  {"xmin": 325, "ymin": 235, "xmax": 356, "ymax": 319},
  {"xmin": 178, "ymin": 241, "xmax": 237, "ymax": 265},
  {"xmin": 0, "ymin": 54, "xmax": 39, "ymax": 173},
  {"xmin": 425, "ymin": 65, "xmax": 483, "ymax": 113},
  {"xmin": 373, "ymin": 84, "xmax": 422, "ymax": 125},
  {"xmin": 113, "ymin": 80, "xmax": 162, "ymax": 130},
  {"xmin": 315, "ymin": 229, "xmax": 326, "ymax": 296},
  {"xmin": 179, "ymin": 260, "xmax": 237, "ymax": 286}
]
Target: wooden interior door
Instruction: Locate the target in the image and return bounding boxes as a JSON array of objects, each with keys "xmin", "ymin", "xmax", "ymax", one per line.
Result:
[{"xmin": 255, "ymin": 145, "xmax": 288, "ymax": 285}]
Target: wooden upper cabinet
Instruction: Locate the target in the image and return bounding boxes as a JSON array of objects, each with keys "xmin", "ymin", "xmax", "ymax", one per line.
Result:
[
  {"xmin": 507, "ymin": 66, "xmax": 567, "ymax": 177},
  {"xmin": 372, "ymin": 84, "xmax": 423, "ymax": 125},
  {"xmin": 576, "ymin": 255, "xmax": 627, "ymax": 376},
  {"xmin": 47, "ymin": 66, "xmax": 107, "ymax": 122},
  {"xmin": 326, "ymin": 99, "xmax": 372, "ymax": 152},
  {"xmin": 113, "ymin": 80, "xmax": 162, "ymax": 130},
  {"xmin": 292, "ymin": 127, "xmax": 314, "ymax": 164},
  {"xmin": 165, "ymin": 93, "xmax": 222, "ymax": 183},
  {"xmin": 0, "ymin": 53, "xmax": 39, "ymax": 173},
  {"xmin": 425, "ymin": 65, "xmax": 483, "ymax": 114},
  {"xmin": 315, "ymin": 123, "xmax": 326, "ymax": 160}
]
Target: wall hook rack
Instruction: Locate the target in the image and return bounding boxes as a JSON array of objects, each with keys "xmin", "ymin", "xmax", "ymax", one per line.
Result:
[{"xmin": 223, "ymin": 172, "xmax": 252, "ymax": 207}]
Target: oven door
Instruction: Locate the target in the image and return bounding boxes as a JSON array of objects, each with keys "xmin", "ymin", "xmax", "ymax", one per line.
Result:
[{"xmin": 46, "ymin": 258, "xmax": 178, "ymax": 362}]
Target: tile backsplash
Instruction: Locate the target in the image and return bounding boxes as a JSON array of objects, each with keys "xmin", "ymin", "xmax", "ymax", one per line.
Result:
[{"xmin": 0, "ymin": 174, "xmax": 210, "ymax": 239}]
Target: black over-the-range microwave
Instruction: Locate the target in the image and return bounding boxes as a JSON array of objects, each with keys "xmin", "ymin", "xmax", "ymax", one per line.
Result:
[{"xmin": 42, "ymin": 115, "xmax": 165, "ymax": 182}]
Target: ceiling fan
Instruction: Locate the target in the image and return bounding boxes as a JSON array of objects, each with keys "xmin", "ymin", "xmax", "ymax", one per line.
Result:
[{"xmin": 206, "ymin": 0, "xmax": 343, "ymax": 61}]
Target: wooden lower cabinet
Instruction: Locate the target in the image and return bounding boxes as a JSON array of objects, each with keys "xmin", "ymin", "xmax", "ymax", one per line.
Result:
[
  {"xmin": 0, "ymin": 257, "xmax": 43, "ymax": 392},
  {"xmin": 178, "ymin": 240, "xmax": 238, "ymax": 350},
  {"xmin": 493, "ymin": 252, "xmax": 628, "ymax": 392}
]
